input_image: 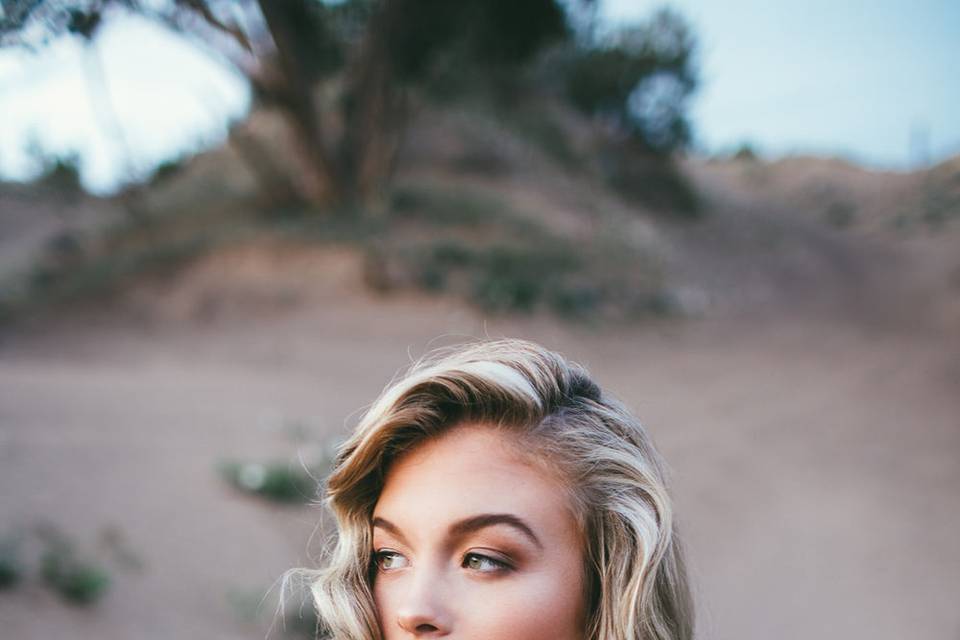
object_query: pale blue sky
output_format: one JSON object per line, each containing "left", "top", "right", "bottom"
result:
{"left": 1, "top": 1, "right": 957, "bottom": 193}
{"left": 603, "top": 0, "right": 960, "bottom": 166}
{"left": 0, "top": 14, "right": 250, "bottom": 193}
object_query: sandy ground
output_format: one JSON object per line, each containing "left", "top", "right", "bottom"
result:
{"left": 1, "top": 252, "right": 958, "bottom": 640}
{"left": 1, "top": 158, "right": 958, "bottom": 639}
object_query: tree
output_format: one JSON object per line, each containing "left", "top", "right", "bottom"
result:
{"left": 1, "top": 0, "right": 573, "bottom": 209}
{"left": 564, "top": 7, "right": 698, "bottom": 154}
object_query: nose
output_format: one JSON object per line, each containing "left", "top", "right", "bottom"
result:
{"left": 394, "top": 571, "right": 452, "bottom": 636}
{"left": 396, "top": 613, "right": 449, "bottom": 637}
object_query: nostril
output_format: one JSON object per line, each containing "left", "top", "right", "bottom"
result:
{"left": 415, "top": 623, "right": 440, "bottom": 633}
{"left": 396, "top": 607, "right": 448, "bottom": 635}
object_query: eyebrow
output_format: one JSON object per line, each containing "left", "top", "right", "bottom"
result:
{"left": 450, "top": 513, "right": 543, "bottom": 549}
{"left": 371, "top": 516, "right": 411, "bottom": 547}
{"left": 372, "top": 513, "right": 543, "bottom": 550}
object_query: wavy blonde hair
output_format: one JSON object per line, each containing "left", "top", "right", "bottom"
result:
{"left": 309, "top": 338, "right": 693, "bottom": 640}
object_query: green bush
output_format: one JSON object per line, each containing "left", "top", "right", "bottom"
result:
{"left": 545, "top": 282, "right": 603, "bottom": 319}
{"left": 40, "top": 544, "right": 111, "bottom": 605}
{"left": 40, "top": 155, "right": 84, "bottom": 192}
{"left": 824, "top": 201, "right": 857, "bottom": 228}
{"left": 0, "top": 539, "right": 24, "bottom": 590}
{"left": 733, "top": 143, "right": 758, "bottom": 161}
{"left": 282, "top": 600, "right": 322, "bottom": 639}
{"left": 220, "top": 460, "right": 319, "bottom": 505}
{"left": 602, "top": 150, "right": 700, "bottom": 216}
{"left": 469, "top": 243, "right": 581, "bottom": 312}
{"left": 563, "top": 8, "right": 698, "bottom": 155}
{"left": 366, "top": 180, "right": 669, "bottom": 322}
{"left": 506, "top": 107, "right": 582, "bottom": 170}
{"left": 390, "top": 185, "right": 504, "bottom": 227}
{"left": 21, "top": 138, "right": 85, "bottom": 193}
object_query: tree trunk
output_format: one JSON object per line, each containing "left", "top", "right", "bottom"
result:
{"left": 256, "top": 0, "right": 340, "bottom": 207}
{"left": 338, "top": 0, "right": 408, "bottom": 209}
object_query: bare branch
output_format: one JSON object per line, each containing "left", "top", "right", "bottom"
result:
{"left": 174, "top": 0, "right": 252, "bottom": 52}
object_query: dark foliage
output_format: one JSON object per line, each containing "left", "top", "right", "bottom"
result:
{"left": 564, "top": 7, "right": 698, "bottom": 154}
{"left": 219, "top": 460, "right": 319, "bottom": 505}
{"left": 40, "top": 543, "right": 111, "bottom": 605}
{"left": 2, "top": 0, "right": 700, "bottom": 213}
{"left": 384, "top": 0, "right": 568, "bottom": 80}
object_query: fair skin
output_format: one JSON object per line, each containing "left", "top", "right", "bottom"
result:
{"left": 370, "top": 424, "right": 587, "bottom": 639}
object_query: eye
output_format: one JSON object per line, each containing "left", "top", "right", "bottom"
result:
{"left": 373, "top": 549, "right": 409, "bottom": 572}
{"left": 462, "top": 552, "right": 511, "bottom": 574}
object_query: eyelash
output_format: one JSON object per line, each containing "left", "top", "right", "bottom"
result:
{"left": 372, "top": 549, "right": 513, "bottom": 574}
{"left": 462, "top": 552, "right": 512, "bottom": 573}
{"left": 373, "top": 550, "right": 407, "bottom": 572}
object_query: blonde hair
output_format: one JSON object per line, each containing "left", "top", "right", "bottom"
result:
{"left": 310, "top": 338, "right": 694, "bottom": 640}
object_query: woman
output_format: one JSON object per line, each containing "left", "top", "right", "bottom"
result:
{"left": 309, "top": 338, "right": 694, "bottom": 639}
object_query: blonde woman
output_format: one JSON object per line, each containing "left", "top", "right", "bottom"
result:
{"left": 308, "top": 338, "right": 694, "bottom": 639}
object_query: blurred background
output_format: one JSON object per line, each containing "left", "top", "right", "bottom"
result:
{"left": 0, "top": 1, "right": 957, "bottom": 638}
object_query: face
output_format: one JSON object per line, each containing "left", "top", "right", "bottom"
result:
{"left": 370, "top": 425, "right": 587, "bottom": 639}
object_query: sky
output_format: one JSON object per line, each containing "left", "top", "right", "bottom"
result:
{"left": 603, "top": 0, "right": 960, "bottom": 167}
{"left": 0, "top": 13, "right": 250, "bottom": 193}
{"left": 0, "top": 1, "right": 957, "bottom": 194}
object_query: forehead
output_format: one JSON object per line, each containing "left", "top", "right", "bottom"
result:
{"left": 373, "top": 425, "right": 573, "bottom": 533}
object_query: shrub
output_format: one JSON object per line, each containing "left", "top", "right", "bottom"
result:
{"left": 733, "top": 143, "right": 758, "bottom": 161}
{"left": 40, "top": 543, "right": 111, "bottom": 605}
{"left": 825, "top": 201, "right": 857, "bottom": 228}
{"left": 21, "top": 138, "right": 85, "bottom": 193}
{"left": 563, "top": 7, "right": 698, "bottom": 155}
{"left": 390, "top": 185, "right": 503, "bottom": 227}
{"left": 506, "top": 106, "right": 582, "bottom": 170}
{"left": 469, "top": 243, "right": 581, "bottom": 312}
{"left": 220, "top": 460, "right": 319, "bottom": 505}
{"left": 602, "top": 149, "right": 700, "bottom": 216}
{"left": 0, "top": 538, "right": 24, "bottom": 590}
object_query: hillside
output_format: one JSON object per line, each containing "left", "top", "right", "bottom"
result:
{"left": 2, "top": 101, "right": 958, "bottom": 336}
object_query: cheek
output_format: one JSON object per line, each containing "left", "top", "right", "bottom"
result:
{"left": 371, "top": 578, "right": 394, "bottom": 624}
{"left": 373, "top": 576, "right": 410, "bottom": 640}
{"left": 470, "top": 571, "right": 586, "bottom": 640}
{"left": 374, "top": 567, "right": 586, "bottom": 640}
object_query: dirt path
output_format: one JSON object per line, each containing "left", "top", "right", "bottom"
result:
{"left": 1, "top": 266, "right": 958, "bottom": 640}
